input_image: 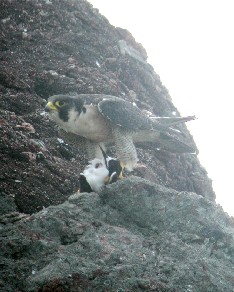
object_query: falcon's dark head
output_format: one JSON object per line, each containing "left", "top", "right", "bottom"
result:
{"left": 45, "top": 95, "right": 85, "bottom": 122}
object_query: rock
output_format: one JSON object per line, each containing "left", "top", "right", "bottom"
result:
{"left": 0, "top": 0, "right": 215, "bottom": 210}
{"left": 0, "top": 178, "right": 234, "bottom": 291}
{"left": 0, "top": 192, "right": 17, "bottom": 216}
{"left": 0, "top": 0, "right": 226, "bottom": 290}
{"left": 118, "top": 39, "right": 147, "bottom": 64}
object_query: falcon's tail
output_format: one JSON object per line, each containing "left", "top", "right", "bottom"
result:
{"left": 157, "top": 132, "right": 197, "bottom": 154}
{"left": 133, "top": 130, "right": 197, "bottom": 154}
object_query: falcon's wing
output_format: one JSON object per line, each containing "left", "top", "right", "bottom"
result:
{"left": 98, "top": 97, "right": 189, "bottom": 134}
{"left": 98, "top": 97, "right": 153, "bottom": 130}
{"left": 98, "top": 97, "right": 197, "bottom": 154}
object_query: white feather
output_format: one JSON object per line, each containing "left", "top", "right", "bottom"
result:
{"left": 50, "top": 107, "right": 111, "bottom": 142}
{"left": 82, "top": 158, "right": 109, "bottom": 192}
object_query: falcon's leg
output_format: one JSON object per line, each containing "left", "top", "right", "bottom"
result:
{"left": 85, "top": 140, "right": 106, "bottom": 160}
{"left": 112, "top": 127, "right": 138, "bottom": 171}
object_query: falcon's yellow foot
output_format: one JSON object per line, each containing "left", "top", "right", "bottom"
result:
{"left": 133, "top": 163, "right": 148, "bottom": 170}
{"left": 118, "top": 161, "right": 126, "bottom": 179}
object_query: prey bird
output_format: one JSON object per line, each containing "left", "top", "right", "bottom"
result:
{"left": 79, "top": 146, "right": 123, "bottom": 193}
{"left": 45, "top": 94, "right": 196, "bottom": 170}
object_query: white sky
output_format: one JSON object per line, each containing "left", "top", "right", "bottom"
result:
{"left": 89, "top": 0, "right": 234, "bottom": 216}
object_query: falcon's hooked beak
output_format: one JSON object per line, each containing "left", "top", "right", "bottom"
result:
{"left": 45, "top": 101, "right": 58, "bottom": 112}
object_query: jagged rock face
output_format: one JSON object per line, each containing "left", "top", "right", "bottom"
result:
{"left": 0, "top": 0, "right": 214, "bottom": 216}
{"left": 0, "top": 1, "right": 227, "bottom": 291}
{"left": 1, "top": 177, "right": 234, "bottom": 291}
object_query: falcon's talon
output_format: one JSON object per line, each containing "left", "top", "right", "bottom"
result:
{"left": 135, "top": 163, "right": 148, "bottom": 169}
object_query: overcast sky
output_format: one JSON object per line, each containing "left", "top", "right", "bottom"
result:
{"left": 89, "top": 0, "right": 234, "bottom": 216}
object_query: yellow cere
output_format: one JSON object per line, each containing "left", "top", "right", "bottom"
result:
{"left": 47, "top": 101, "right": 58, "bottom": 110}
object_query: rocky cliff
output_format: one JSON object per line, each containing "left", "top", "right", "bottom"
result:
{"left": 0, "top": 0, "right": 233, "bottom": 291}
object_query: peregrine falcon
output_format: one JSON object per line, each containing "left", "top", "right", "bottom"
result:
{"left": 45, "top": 94, "right": 196, "bottom": 170}
{"left": 79, "top": 147, "right": 123, "bottom": 193}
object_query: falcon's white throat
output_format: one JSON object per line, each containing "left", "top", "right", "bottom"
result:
{"left": 49, "top": 106, "right": 111, "bottom": 142}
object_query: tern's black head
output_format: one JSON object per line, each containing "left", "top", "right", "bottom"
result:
{"left": 108, "top": 159, "right": 123, "bottom": 183}
{"left": 99, "top": 145, "right": 108, "bottom": 168}
{"left": 99, "top": 145, "right": 123, "bottom": 183}
{"left": 45, "top": 95, "right": 85, "bottom": 122}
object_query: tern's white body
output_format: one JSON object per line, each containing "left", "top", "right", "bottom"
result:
{"left": 81, "top": 159, "right": 109, "bottom": 192}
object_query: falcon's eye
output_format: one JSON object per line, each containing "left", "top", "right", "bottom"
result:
{"left": 55, "top": 100, "right": 66, "bottom": 107}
